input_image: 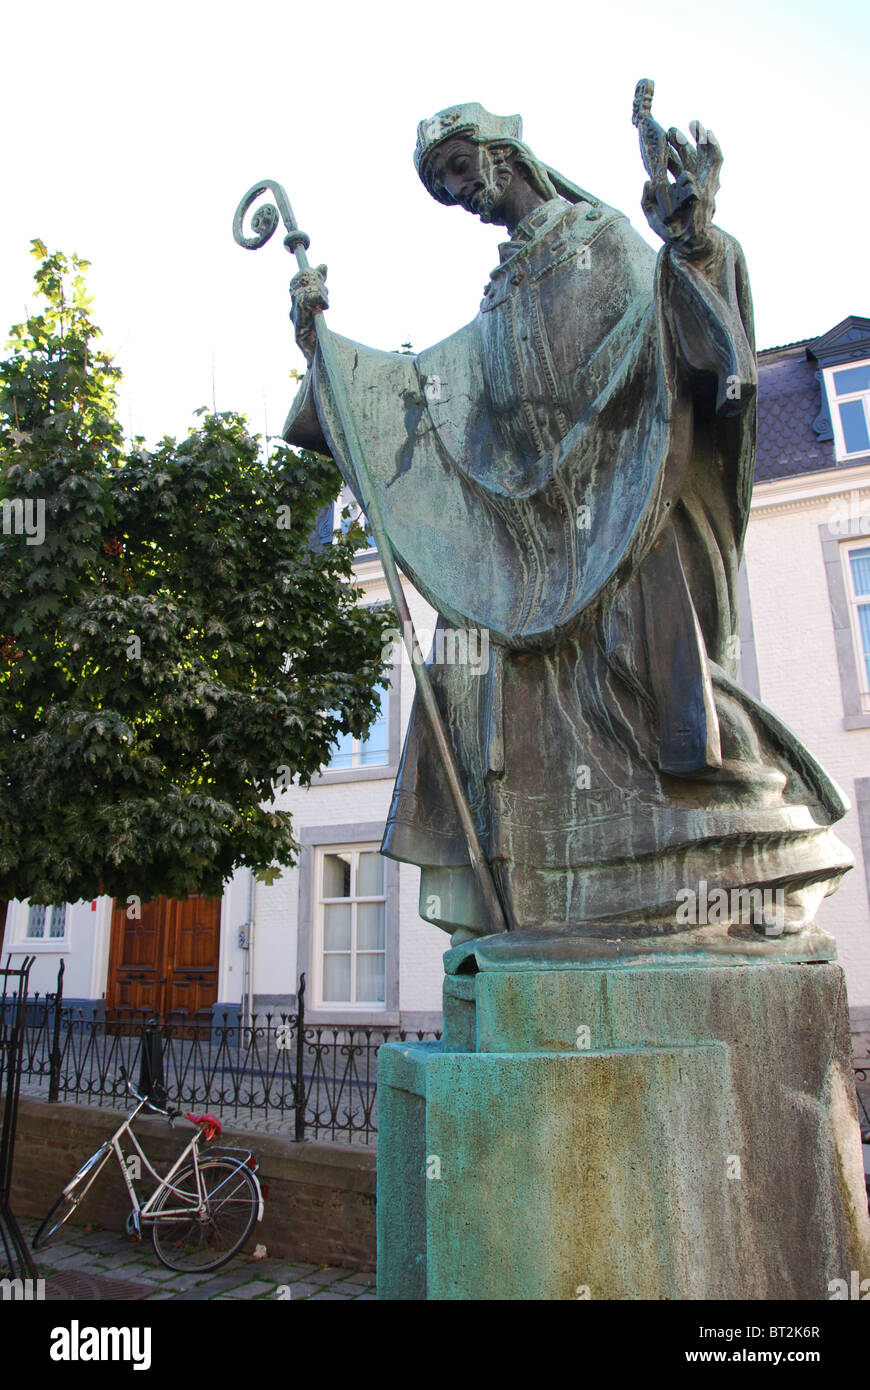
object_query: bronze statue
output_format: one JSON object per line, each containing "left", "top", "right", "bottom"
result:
{"left": 283, "top": 86, "right": 852, "bottom": 960}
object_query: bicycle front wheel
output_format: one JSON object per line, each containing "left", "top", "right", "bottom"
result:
{"left": 32, "top": 1143, "right": 113, "bottom": 1250}
{"left": 150, "top": 1157, "right": 260, "bottom": 1273}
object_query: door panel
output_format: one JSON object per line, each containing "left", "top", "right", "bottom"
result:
{"left": 106, "top": 899, "right": 164, "bottom": 1019}
{"left": 106, "top": 896, "right": 221, "bottom": 1028}
{"left": 165, "top": 897, "right": 221, "bottom": 1024}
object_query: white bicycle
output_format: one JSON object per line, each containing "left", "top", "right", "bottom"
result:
{"left": 32, "top": 1069, "right": 264, "bottom": 1272}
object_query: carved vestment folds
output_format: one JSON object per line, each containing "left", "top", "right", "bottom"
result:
{"left": 285, "top": 195, "right": 852, "bottom": 940}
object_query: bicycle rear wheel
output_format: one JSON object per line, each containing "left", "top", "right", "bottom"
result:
{"left": 150, "top": 1157, "right": 260, "bottom": 1273}
{"left": 32, "top": 1143, "right": 113, "bottom": 1250}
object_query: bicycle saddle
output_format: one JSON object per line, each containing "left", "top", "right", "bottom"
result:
{"left": 186, "top": 1112, "right": 222, "bottom": 1141}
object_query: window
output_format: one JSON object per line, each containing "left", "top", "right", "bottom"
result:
{"left": 317, "top": 847, "right": 386, "bottom": 1006}
{"left": 26, "top": 903, "right": 68, "bottom": 941}
{"left": 337, "top": 484, "right": 375, "bottom": 552}
{"left": 824, "top": 361, "right": 870, "bottom": 462}
{"left": 843, "top": 542, "right": 870, "bottom": 712}
{"left": 326, "top": 681, "right": 389, "bottom": 770}
{"left": 298, "top": 822, "right": 398, "bottom": 1021}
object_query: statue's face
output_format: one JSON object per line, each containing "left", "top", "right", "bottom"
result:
{"left": 429, "top": 137, "right": 513, "bottom": 224}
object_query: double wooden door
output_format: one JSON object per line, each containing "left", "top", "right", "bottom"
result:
{"left": 106, "top": 896, "right": 221, "bottom": 1024}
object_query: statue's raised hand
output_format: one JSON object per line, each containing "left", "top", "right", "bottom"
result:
{"left": 290, "top": 264, "right": 329, "bottom": 366}
{"left": 638, "top": 115, "right": 723, "bottom": 261}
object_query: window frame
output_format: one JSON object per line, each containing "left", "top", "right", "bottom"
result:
{"left": 312, "top": 662, "right": 401, "bottom": 785}
{"left": 841, "top": 539, "right": 870, "bottom": 713}
{"left": 8, "top": 899, "right": 72, "bottom": 953}
{"left": 315, "top": 844, "right": 387, "bottom": 1009}
{"left": 297, "top": 824, "right": 399, "bottom": 1025}
{"left": 823, "top": 361, "right": 870, "bottom": 463}
{"left": 819, "top": 515, "right": 870, "bottom": 729}
{"left": 324, "top": 679, "right": 391, "bottom": 773}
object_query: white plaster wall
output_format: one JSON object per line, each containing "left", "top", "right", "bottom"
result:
{"left": 744, "top": 483, "right": 870, "bottom": 1005}
{"left": 218, "top": 869, "right": 255, "bottom": 1007}
{"left": 398, "top": 861, "right": 447, "bottom": 1013}
{"left": 250, "top": 864, "right": 299, "bottom": 1002}
{"left": 3, "top": 897, "right": 106, "bottom": 1000}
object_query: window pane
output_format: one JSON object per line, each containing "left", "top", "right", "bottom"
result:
{"left": 357, "top": 902, "right": 385, "bottom": 950}
{"left": 49, "top": 906, "right": 66, "bottom": 938}
{"left": 850, "top": 548, "right": 870, "bottom": 597}
{"left": 839, "top": 400, "right": 870, "bottom": 454}
{"left": 359, "top": 730, "right": 388, "bottom": 764}
{"left": 358, "top": 687, "right": 388, "bottom": 765}
{"left": 356, "top": 852, "right": 384, "bottom": 897}
{"left": 27, "top": 905, "right": 46, "bottom": 939}
{"left": 833, "top": 365, "right": 870, "bottom": 396}
{"left": 328, "top": 728, "right": 353, "bottom": 769}
{"left": 323, "top": 853, "right": 352, "bottom": 898}
{"left": 324, "top": 903, "right": 352, "bottom": 951}
{"left": 323, "top": 953, "right": 351, "bottom": 1001}
{"left": 356, "top": 952, "right": 385, "bottom": 1003}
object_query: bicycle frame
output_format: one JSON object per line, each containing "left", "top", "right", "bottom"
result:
{"left": 112, "top": 1099, "right": 209, "bottom": 1228}
{"left": 67, "top": 1096, "right": 262, "bottom": 1237}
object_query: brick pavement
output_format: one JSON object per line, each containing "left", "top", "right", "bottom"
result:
{"left": 18, "top": 1217, "right": 376, "bottom": 1300}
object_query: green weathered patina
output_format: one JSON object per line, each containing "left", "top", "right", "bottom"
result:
{"left": 377, "top": 960, "right": 870, "bottom": 1300}
{"left": 284, "top": 89, "right": 853, "bottom": 952}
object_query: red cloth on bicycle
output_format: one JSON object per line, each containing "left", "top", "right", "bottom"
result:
{"left": 186, "top": 1112, "right": 222, "bottom": 1140}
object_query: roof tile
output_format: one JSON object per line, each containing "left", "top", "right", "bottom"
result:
{"left": 755, "top": 347, "right": 835, "bottom": 482}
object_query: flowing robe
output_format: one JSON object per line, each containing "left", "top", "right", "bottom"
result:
{"left": 285, "top": 194, "right": 852, "bottom": 937}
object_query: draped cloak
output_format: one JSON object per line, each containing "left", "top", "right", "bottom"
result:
{"left": 284, "top": 195, "right": 852, "bottom": 937}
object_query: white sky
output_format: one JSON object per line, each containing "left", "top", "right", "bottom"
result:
{"left": 2, "top": 0, "right": 868, "bottom": 448}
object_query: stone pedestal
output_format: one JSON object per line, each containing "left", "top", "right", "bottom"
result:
{"left": 377, "top": 959, "right": 870, "bottom": 1300}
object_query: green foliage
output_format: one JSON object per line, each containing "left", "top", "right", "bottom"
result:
{"left": 0, "top": 243, "right": 393, "bottom": 903}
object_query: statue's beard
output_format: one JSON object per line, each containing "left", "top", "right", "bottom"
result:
{"left": 474, "top": 163, "right": 513, "bottom": 224}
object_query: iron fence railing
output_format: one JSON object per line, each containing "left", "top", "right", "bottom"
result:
{"left": 1, "top": 955, "right": 38, "bottom": 1277}
{"left": 17, "top": 967, "right": 439, "bottom": 1144}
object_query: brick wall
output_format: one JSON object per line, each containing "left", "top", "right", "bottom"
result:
{"left": 12, "top": 1098, "right": 376, "bottom": 1271}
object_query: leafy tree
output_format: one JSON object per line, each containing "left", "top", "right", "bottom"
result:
{"left": 0, "top": 242, "right": 392, "bottom": 911}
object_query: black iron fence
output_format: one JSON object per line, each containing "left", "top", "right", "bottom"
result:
{"left": 18, "top": 968, "right": 440, "bottom": 1144}
{"left": 1, "top": 955, "right": 38, "bottom": 1277}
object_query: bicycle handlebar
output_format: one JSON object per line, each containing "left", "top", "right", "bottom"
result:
{"left": 118, "top": 1067, "right": 180, "bottom": 1121}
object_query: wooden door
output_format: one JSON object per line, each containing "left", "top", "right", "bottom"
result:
{"left": 106, "top": 897, "right": 165, "bottom": 1019}
{"left": 106, "top": 896, "right": 221, "bottom": 1026}
{"left": 164, "top": 897, "right": 221, "bottom": 1024}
